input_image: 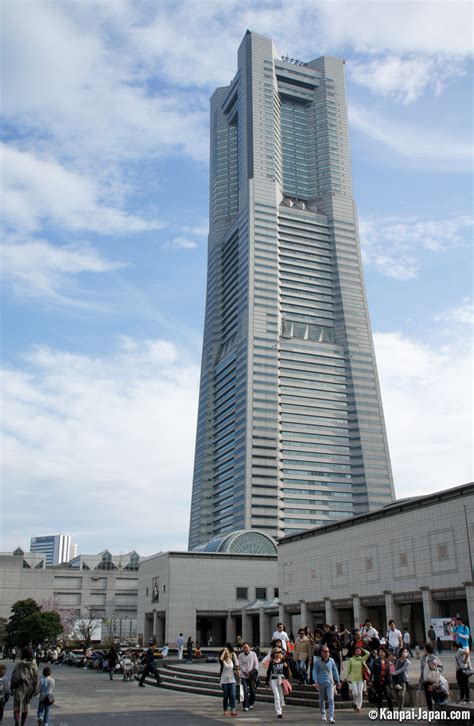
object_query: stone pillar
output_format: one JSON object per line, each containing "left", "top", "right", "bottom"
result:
{"left": 259, "top": 607, "right": 267, "bottom": 647}
{"left": 226, "top": 610, "right": 235, "bottom": 644}
{"left": 300, "top": 600, "right": 308, "bottom": 630}
{"left": 241, "top": 608, "right": 251, "bottom": 642}
{"left": 324, "top": 597, "right": 336, "bottom": 625}
{"left": 352, "top": 595, "right": 365, "bottom": 629}
{"left": 278, "top": 603, "right": 285, "bottom": 626}
{"left": 421, "top": 587, "right": 440, "bottom": 639}
{"left": 464, "top": 583, "right": 474, "bottom": 630}
{"left": 384, "top": 591, "right": 400, "bottom": 627}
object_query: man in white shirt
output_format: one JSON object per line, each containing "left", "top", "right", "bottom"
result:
{"left": 176, "top": 633, "right": 185, "bottom": 660}
{"left": 271, "top": 622, "right": 290, "bottom": 652}
{"left": 238, "top": 642, "right": 259, "bottom": 712}
{"left": 361, "top": 619, "right": 379, "bottom": 645}
{"left": 386, "top": 620, "right": 403, "bottom": 654}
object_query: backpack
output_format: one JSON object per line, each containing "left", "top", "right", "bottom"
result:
{"left": 10, "top": 667, "right": 24, "bottom": 690}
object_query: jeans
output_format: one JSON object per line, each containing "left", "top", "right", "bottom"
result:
{"left": 296, "top": 659, "right": 308, "bottom": 682}
{"left": 270, "top": 678, "right": 284, "bottom": 715}
{"left": 242, "top": 677, "right": 256, "bottom": 708}
{"left": 456, "top": 670, "right": 470, "bottom": 701}
{"left": 351, "top": 680, "right": 364, "bottom": 709}
{"left": 319, "top": 682, "right": 335, "bottom": 720}
{"left": 222, "top": 682, "right": 236, "bottom": 712}
{"left": 37, "top": 698, "right": 52, "bottom": 725}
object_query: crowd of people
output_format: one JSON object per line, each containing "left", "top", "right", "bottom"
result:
{"left": 215, "top": 616, "right": 471, "bottom": 720}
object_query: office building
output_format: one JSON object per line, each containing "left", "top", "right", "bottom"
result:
{"left": 30, "top": 534, "right": 72, "bottom": 566}
{"left": 189, "top": 31, "right": 394, "bottom": 549}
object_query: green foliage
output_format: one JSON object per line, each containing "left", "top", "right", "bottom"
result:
{"left": 6, "top": 598, "right": 63, "bottom": 647}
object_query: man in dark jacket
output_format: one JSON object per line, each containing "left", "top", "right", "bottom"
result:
{"left": 138, "top": 642, "right": 161, "bottom": 687}
{"left": 108, "top": 645, "right": 119, "bottom": 680}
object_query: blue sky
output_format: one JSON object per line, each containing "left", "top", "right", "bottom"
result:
{"left": 1, "top": 0, "right": 472, "bottom": 556}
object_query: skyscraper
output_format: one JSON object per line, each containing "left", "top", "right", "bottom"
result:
{"left": 30, "top": 534, "right": 72, "bottom": 566}
{"left": 188, "top": 31, "right": 394, "bottom": 550}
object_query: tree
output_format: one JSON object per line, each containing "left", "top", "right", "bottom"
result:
{"left": 41, "top": 598, "right": 77, "bottom": 642}
{"left": 73, "top": 608, "right": 101, "bottom": 649}
{"left": 6, "top": 598, "right": 63, "bottom": 647}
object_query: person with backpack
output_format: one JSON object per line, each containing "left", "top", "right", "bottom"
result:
{"left": 37, "top": 666, "right": 55, "bottom": 726}
{"left": 10, "top": 646, "right": 38, "bottom": 726}
{"left": 345, "top": 646, "right": 370, "bottom": 712}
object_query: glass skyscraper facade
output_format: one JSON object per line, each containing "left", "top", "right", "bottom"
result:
{"left": 188, "top": 31, "right": 394, "bottom": 550}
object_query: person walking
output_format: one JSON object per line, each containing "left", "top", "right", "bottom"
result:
{"left": 313, "top": 645, "right": 341, "bottom": 723}
{"left": 0, "top": 663, "right": 10, "bottom": 723}
{"left": 386, "top": 621, "right": 403, "bottom": 656}
{"left": 36, "top": 666, "right": 55, "bottom": 726}
{"left": 266, "top": 647, "right": 290, "bottom": 719}
{"left": 371, "top": 648, "right": 393, "bottom": 713}
{"left": 294, "top": 629, "right": 312, "bottom": 684}
{"left": 402, "top": 628, "right": 413, "bottom": 657}
{"left": 186, "top": 637, "right": 193, "bottom": 663}
{"left": 455, "top": 643, "right": 472, "bottom": 704}
{"left": 345, "top": 646, "right": 370, "bottom": 713}
{"left": 272, "top": 623, "right": 290, "bottom": 654}
{"left": 238, "top": 642, "right": 259, "bottom": 712}
{"left": 219, "top": 645, "right": 239, "bottom": 717}
{"left": 138, "top": 641, "right": 161, "bottom": 687}
{"left": 427, "top": 626, "right": 436, "bottom": 651}
{"left": 107, "top": 644, "right": 118, "bottom": 681}
{"left": 10, "top": 646, "right": 38, "bottom": 726}
{"left": 176, "top": 633, "right": 185, "bottom": 660}
{"left": 392, "top": 648, "right": 411, "bottom": 708}
{"left": 419, "top": 643, "right": 442, "bottom": 711}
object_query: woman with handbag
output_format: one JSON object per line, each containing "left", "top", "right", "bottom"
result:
{"left": 392, "top": 649, "right": 411, "bottom": 708}
{"left": 266, "top": 647, "right": 291, "bottom": 719}
{"left": 345, "top": 646, "right": 370, "bottom": 712}
{"left": 37, "top": 667, "right": 55, "bottom": 726}
{"left": 371, "top": 648, "right": 394, "bottom": 713}
{"left": 419, "top": 643, "right": 442, "bottom": 711}
{"left": 219, "top": 645, "right": 239, "bottom": 717}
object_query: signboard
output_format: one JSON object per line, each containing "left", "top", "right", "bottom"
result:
{"left": 431, "top": 617, "right": 455, "bottom": 641}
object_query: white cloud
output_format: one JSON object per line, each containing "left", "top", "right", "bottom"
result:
{"left": 349, "top": 104, "right": 473, "bottom": 170}
{"left": 374, "top": 331, "right": 473, "bottom": 499}
{"left": 434, "top": 297, "right": 474, "bottom": 325}
{"left": 349, "top": 54, "right": 467, "bottom": 103}
{"left": 1, "top": 338, "right": 200, "bottom": 552}
{"left": 359, "top": 214, "right": 472, "bottom": 279}
{"left": 0, "top": 238, "right": 126, "bottom": 303}
{"left": 1, "top": 144, "right": 159, "bottom": 235}
{"left": 165, "top": 236, "right": 198, "bottom": 250}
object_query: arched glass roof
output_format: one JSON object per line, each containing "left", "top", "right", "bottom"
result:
{"left": 193, "top": 529, "right": 277, "bottom": 555}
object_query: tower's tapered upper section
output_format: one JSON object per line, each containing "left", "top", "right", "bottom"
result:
{"left": 189, "top": 31, "right": 394, "bottom": 550}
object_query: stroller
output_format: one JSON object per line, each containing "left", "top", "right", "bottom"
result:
{"left": 122, "top": 656, "right": 134, "bottom": 681}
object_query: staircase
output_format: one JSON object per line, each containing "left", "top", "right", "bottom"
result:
{"left": 140, "top": 660, "right": 362, "bottom": 709}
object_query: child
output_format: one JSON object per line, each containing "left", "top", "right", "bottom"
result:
{"left": 37, "top": 666, "right": 55, "bottom": 726}
{"left": 0, "top": 664, "right": 10, "bottom": 723}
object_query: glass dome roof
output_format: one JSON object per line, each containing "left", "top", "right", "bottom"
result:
{"left": 193, "top": 529, "right": 277, "bottom": 555}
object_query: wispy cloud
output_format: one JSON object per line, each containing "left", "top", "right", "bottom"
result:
{"left": 359, "top": 214, "right": 473, "bottom": 279}
{"left": 349, "top": 105, "right": 473, "bottom": 171}
{"left": 0, "top": 238, "right": 126, "bottom": 304}
{"left": 1, "top": 144, "right": 160, "bottom": 235}
{"left": 434, "top": 297, "right": 474, "bottom": 325}
{"left": 374, "top": 330, "right": 473, "bottom": 498}
{"left": 1, "top": 337, "right": 199, "bottom": 552}
{"left": 349, "top": 54, "right": 467, "bottom": 104}
{"left": 164, "top": 236, "right": 198, "bottom": 251}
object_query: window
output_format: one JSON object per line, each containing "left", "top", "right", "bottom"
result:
{"left": 236, "top": 587, "right": 248, "bottom": 600}
{"left": 274, "top": 587, "right": 279, "bottom": 598}
{"left": 256, "top": 587, "right": 267, "bottom": 600}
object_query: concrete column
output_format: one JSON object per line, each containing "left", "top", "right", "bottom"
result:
{"left": 278, "top": 603, "right": 286, "bottom": 626}
{"left": 241, "top": 608, "right": 252, "bottom": 642}
{"left": 352, "top": 595, "right": 365, "bottom": 629}
{"left": 259, "top": 607, "right": 266, "bottom": 647}
{"left": 226, "top": 610, "right": 235, "bottom": 644}
{"left": 152, "top": 610, "right": 158, "bottom": 642}
{"left": 300, "top": 600, "right": 308, "bottom": 630}
{"left": 384, "top": 591, "right": 400, "bottom": 627}
{"left": 324, "top": 597, "right": 336, "bottom": 625}
{"left": 421, "top": 587, "right": 440, "bottom": 640}
{"left": 464, "top": 583, "right": 474, "bottom": 629}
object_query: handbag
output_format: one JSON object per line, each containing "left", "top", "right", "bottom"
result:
{"left": 423, "top": 661, "right": 440, "bottom": 684}
{"left": 362, "top": 664, "right": 371, "bottom": 681}
{"left": 281, "top": 678, "right": 292, "bottom": 696}
{"left": 46, "top": 694, "right": 55, "bottom": 705}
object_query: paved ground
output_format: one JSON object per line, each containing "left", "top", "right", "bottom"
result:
{"left": 1, "top": 659, "right": 470, "bottom": 725}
